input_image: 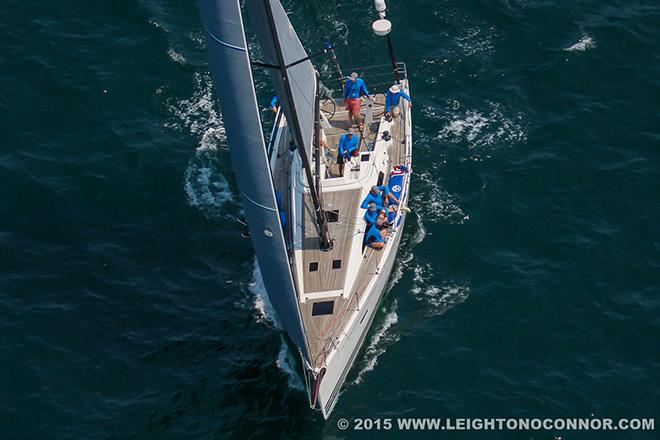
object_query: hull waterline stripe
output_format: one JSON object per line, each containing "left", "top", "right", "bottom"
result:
{"left": 204, "top": 26, "right": 246, "bottom": 52}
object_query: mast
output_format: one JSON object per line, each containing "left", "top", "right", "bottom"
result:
{"left": 259, "top": 0, "right": 334, "bottom": 250}
{"left": 313, "top": 72, "right": 322, "bottom": 208}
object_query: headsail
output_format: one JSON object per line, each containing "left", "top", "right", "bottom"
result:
{"left": 246, "top": 0, "right": 333, "bottom": 249}
{"left": 245, "top": 0, "right": 317, "bottom": 162}
{"left": 197, "top": 0, "right": 311, "bottom": 362}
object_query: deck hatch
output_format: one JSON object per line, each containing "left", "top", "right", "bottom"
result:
{"left": 332, "top": 259, "right": 342, "bottom": 269}
{"left": 325, "top": 210, "right": 340, "bottom": 223}
{"left": 309, "top": 261, "right": 319, "bottom": 272}
{"left": 312, "top": 300, "right": 335, "bottom": 316}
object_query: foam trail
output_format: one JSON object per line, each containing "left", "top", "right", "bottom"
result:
{"left": 419, "top": 284, "right": 470, "bottom": 317}
{"left": 436, "top": 101, "right": 526, "bottom": 161}
{"left": 183, "top": 148, "right": 234, "bottom": 220}
{"left": 412, "top": 170, "right": 469, "bottom": 225}
{"left": 412, "top": 212, "right": 427, "bottom": 246}
{"left": 276, "top": 335, "right": 305, "bottom": 391}
{"left": 249, "top": 259, "right": 281, "bottom": 329}
{"left": 249, "top": 261, "right": 305, "bottom": 392}
{"left": 166, "top": 72, "right": 224, "bottom": 137}
{"left": 167, "top": 47, "right": 186, "bottom": 65}
{"left": 352, "top": 301, "right": 400, "bottom": 385}
{"left": 565, "top": 35, "right": 596, "bottom": 52}
{"left": 169, "top": 72, "right": 235, "bottom": 219}
{"left": 411, "top": 262, "right": 470, "bottom": 316}
{"left": 388, "top": 251, "right": 413, "bottom": 290}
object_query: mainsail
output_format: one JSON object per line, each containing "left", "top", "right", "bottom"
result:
{"left": 197, "top": 0, "right": 311, "bottom": 362}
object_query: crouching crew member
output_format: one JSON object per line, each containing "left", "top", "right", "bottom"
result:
{"left": 337, "top": 127, "right": 359, "bottom": 176}
{"left": 385, "top": 84, "right": 411, "bottom": 119}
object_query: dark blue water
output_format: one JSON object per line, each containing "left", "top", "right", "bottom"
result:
{"left": 1, "top": 0, "right": 659, "bottom": 438}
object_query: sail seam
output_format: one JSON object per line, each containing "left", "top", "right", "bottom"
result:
{"left": 204, "top": 26, "right": 246, "bottom": 52}
{"left": 243, "top": 192, "right": 277, "bottom": 212}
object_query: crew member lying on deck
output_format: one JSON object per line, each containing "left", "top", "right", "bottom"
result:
{"left": 337, "top": 128, "right": 359, "bottom": 176}
{"left": 365, "top": 218, "right": 388, "bottom": 250}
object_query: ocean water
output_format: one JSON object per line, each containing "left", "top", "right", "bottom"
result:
{"left": 1, "top": 0, "right": 659, "bottom": 439}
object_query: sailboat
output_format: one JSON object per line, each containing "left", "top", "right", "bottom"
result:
{"left": 198, "top": 0, "right": 413, "bottom": 418}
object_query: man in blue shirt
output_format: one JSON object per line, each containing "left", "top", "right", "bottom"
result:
{"left": 336, "top": 128, "right": 359, "bottom": 176}
{"left": 365, "top": 219, "right": 388, "bottom": 250}
{"left": 385, "top": 84, "right": 411, "bottom": 118}
{"left": 361, "top": 185, "right": 386, "bottom": 211}
{"left": 364, "top": 202, "right": 380, "bottom": 227}
{"left": 270, "top": 95, "right": 279, "bottom": 113}
{"left": 344, "top": 72, "right": 370, "bottom": 127}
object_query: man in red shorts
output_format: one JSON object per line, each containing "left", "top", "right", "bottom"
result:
{"left": 343, "top": 72, "right": 370, "bottom": 127}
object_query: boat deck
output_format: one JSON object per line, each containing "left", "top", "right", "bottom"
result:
{"left": 300, "top": 90, "right": 409, "bottom": 366}
{"left": 268, "top": 84, "right": 410, "bottom": 367}
{"left": 301, "top": 188, "right": 361, "bottom": 293}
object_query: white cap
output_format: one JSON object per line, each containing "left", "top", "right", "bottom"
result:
{"left": 389, "top": 84, "right": 400, "bottom": 94}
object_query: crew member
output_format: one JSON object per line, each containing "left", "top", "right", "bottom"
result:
{"left": 270, "top": 95, "right": 279, "bottom": 113}
{"left": 344, "top": 72, "right": 370, "bottom": 127}
{"left": 364, "top": 202, "right": 380, "bottom": 228}
{"left": 337, "top": 127, "right": 359, "bottom": 175}
{"left": 385, "top": 84, "right": 411, "bottom": 118}
{"left": 361, "top": 185, "right": 386, "bottom": 211}
{"left": 365, "top": 219, "right": 388, "bottom": 249}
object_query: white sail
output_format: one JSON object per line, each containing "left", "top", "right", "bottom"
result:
{"left": 197, "top": 0, "right": 311, "bottom": 362}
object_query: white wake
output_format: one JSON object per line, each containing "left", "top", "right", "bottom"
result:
{"left": 565, "top": 35, "right": 596, "bottom": 52}
{"left": 352, "top": 301, "right": 400, "bottom": 385}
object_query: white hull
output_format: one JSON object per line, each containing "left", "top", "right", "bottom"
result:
{"left": 315, "top": 211, "right": 407, "bottom": 418}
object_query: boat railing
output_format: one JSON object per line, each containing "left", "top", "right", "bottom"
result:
{"left": 322, "top": 62, "right": 408, "bottom": 98}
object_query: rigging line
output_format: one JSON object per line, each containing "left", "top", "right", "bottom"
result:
{"left": 203, "top": 25, "right": 246, "bottom": 52}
